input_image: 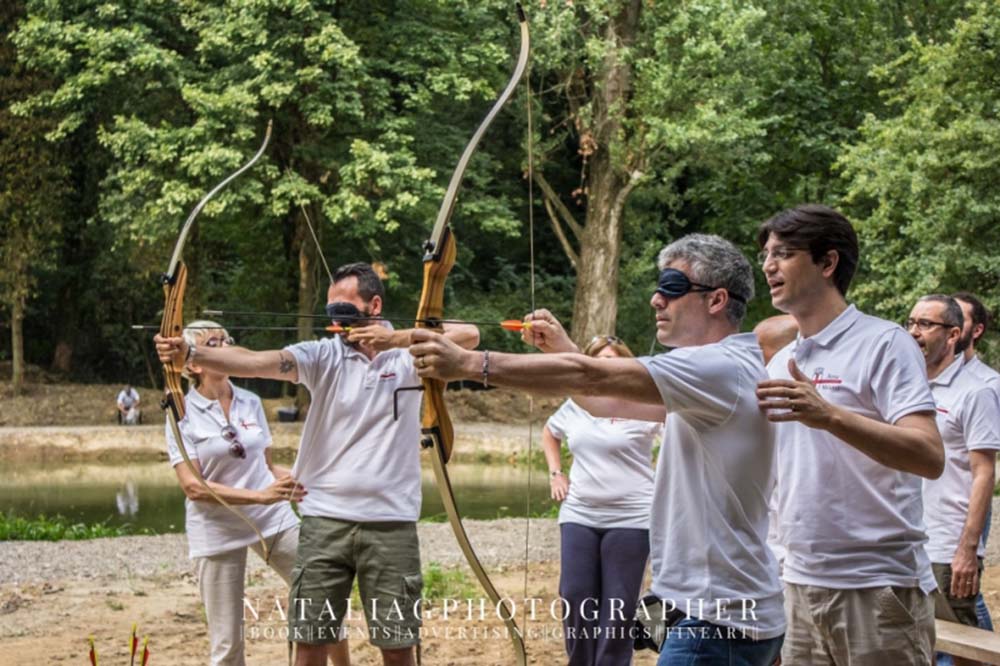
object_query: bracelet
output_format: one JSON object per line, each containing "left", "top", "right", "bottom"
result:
{"left": 550, "top": 470, "right": 564, "bottom": 479}
{"left": 482, "top": 350, "right": 490, "bottom": 388}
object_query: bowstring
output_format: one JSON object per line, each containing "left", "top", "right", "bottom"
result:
{"left": 521, "top": 35, "right": 536, "bottom": 646}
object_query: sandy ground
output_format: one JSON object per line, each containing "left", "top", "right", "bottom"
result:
{"left": 0, "top": 520, "right": 665, "bottom": 665}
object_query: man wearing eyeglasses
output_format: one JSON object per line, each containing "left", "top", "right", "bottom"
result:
{"left": 755, "top": 204, "right": 944, "bottom": 665}
{"left": 411, "top": 234, "right": 786, "bottom": 665}
{"left": 156, "top": 262, "right": 478, "bottom": 666}
{"left": 908, "top": 295, "right": 1000, "bottom": 663}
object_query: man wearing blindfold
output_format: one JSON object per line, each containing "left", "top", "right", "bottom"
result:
{"left": 410, "top": 233, "right": 785, "bottom": 665}
{"left": 156, "top": 261, "right": 478, "bottom": 666}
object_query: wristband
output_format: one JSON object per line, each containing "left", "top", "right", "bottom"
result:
{"left": 550, "top": 470, "right": 565, "bottom": 479}
{"left": 482, "top": 350, "right": 490, "bottom": 388}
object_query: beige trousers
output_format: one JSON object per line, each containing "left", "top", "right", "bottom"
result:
{"left": 782, "top": 582, "right": 935, "bottom": 665}
{"left": 195, "top": 526, "right": 300, "bottom": 666}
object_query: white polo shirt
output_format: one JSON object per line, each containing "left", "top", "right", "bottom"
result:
{"left": 118, "top": 387, "right": 139, "bottom": 408}
{"left": 924, "top": 355, "right": 1000, "bottom": 562}
{"left": 639, "top": 333, "right": 785, "bottom": 640}
{"left": 545, "top": 399, "right": 659, "bottom": 530}
{"left": 287, "top": 334, "right": 422, "bottom": 522}
{"left": 964, "top": 355, "right": 1000, "bottom": 391}
{"left": 166, "top": 384, "right": 298, "bottom": 558}
{"left": 769, "top": 305, "right": 938, "bottom": 593}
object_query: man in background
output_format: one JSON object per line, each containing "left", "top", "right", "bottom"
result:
{"left": 908, "top": 294, "right": 999, "bottom": 666}
{"left": 116, "top": 384, "right": 141, "bottom": 425}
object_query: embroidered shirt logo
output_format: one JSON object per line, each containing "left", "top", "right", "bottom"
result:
{"left": 810, "top": 367, "right": 843, "bottom": 387}
{"left": 240, "top": 419, "right": 258, "bottom": 430}
{"left": 379, "top": 372, "right": 397, "bottom": 380}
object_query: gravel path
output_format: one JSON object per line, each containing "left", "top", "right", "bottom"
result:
{"left": 6, "top": 495, "right": 1000, "bottom": 587}
{"left": 0, "top": 518, "right": 560, "bottom": 586}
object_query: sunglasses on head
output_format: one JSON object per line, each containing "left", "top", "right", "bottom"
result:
{"left": 655, "top": 268, "right": 746, "bottom": 304}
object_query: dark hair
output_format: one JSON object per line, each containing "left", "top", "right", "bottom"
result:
{"left": 332, "top": 262, "right": 385, "bottom": 301}
{"left": 917, "top": 294, "right": 964, "bottom": 330}
{"left": 952, "top": 291, "right": 990, "bottom": 344}
{"left": 757, "top": 204, "right": 859, "bottom": 296}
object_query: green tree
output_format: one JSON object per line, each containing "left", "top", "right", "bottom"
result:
{"left": 528, "top": 0, "right": 771, "bottom": 342}
{"left": 837, "top": 0, "right": 1000, "bottom": 343}
{"left": 0, "top": 1, "right": 68, "bottom": 394}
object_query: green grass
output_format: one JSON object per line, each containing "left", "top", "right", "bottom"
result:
{"left": 0, "top": 513, "right": 155, "bottom": 541}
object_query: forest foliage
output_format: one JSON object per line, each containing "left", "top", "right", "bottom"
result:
{"left": 1, "top": 0, "right": 997, "bottom": 386}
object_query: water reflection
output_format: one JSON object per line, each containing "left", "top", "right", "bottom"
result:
{"left": 115, "top": 479, "right": 139, "bottom": 517}
{"left": 1, "top": 460, "right": 554, "bottom": 533}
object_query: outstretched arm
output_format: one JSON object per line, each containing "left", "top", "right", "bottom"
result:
{"left": 410, "top": 329, "right": 664, "bottom": 406}
{"left": 155, "top": 334, "right": 300, "bottom": 383}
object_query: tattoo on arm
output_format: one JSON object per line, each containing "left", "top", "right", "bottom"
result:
{"left": 278, "top": 351, "right": 295, "bottom": 374}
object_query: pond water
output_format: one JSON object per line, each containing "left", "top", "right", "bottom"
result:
{"left": 0, "top": 460, "right": 556, "bottom": 534}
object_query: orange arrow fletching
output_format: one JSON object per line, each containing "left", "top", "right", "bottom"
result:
{"left": 325, "top": 325, "right": 351, "bottom": 333}
{"left": 88, "top": 636, "right": 97, "bottom": 666}
{"left": 500, "top": 320, "right": 531, "bottom": 332}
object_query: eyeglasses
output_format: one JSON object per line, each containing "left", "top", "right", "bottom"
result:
{"left": 204, "top": 336, "right": 235, "bottom": 348}
{"left": 656, "top": 268, "right": 747, "bottom": 304}
{"left": 904, "top": 318, "right": 956, "bottom": 332}
{"left": 757, "top": 247, "right": 805, "bottom": 264}
{"left": 220, "top": 424, "right": 246, "bottom": 459}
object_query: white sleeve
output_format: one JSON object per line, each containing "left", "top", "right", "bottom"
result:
{"left": 961, "top": 386, "right": 1000, "bottom": 452}
{"left": 867, "top": 328, "right": 937, "bottom": 424}
{"left": 165, "top": 417, "right": 196, "bottom": 466}
{"left": 545, "top": 400, "right": 575, "bottom": 440}
{"left": 285, "top": 338, "right": 341, "bottom": 391}
{"left": 637, "top": 345, "right": 740, "bottom": 429}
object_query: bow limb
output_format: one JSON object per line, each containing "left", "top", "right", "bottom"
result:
{"left": 416, "top": 6, "right": 529, "bottom": 664}
{"left": 159, "top": 121, "right": 273, "bottom": 561}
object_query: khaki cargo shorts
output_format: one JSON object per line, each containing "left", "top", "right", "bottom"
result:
{"left": 289, "top": 516, "right": 423, "bottom": 649}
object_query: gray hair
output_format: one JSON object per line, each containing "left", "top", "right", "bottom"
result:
{"left": 917, "top": 294, "right": 964, "bottom": 330}
{"left": 657, "top": 233, "right": 755, "bottom": 325}
{"left": 181, "top": 320, "right": 228, "bottom": 383}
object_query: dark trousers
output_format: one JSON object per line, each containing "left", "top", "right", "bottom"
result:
{"left": 559, "top": 522, "right": 649, "bottom": 666}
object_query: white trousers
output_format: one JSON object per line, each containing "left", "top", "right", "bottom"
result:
{"left": 194, "top": 526, "right": 299, "bottom": 666}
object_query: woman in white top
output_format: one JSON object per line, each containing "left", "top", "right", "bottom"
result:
{"left": 165, "top": 320, "right": 349, "bottom": 666}
{"left": 543, "top": 335, "right": 661, "bottom": 666}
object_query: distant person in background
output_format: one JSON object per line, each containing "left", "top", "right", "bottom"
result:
{"left": 953, "top": 291, "right": 1000, "bottom": 635}
{"left": 166, "top": 320, "right": 349, "bottom": 666}
{"left": 117, "top": 384, "right": 141, "bottom": 425}
{"left": 542, "top": 334, "right": 661, "bottom": 666}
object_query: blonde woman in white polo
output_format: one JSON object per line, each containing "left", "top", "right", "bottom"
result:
{"left": 166, "top": 320, "right": 349, "bottom": 666}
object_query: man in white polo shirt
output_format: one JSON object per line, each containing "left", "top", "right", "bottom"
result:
{"left": 953, "top": 291, "right": 1000, "bottom": 634}
{"left": 156, "top": 262, "right": 478, "bottom": 666}
{"left": 755, "top": 204, "right": 945, "bottom": 665}
{"left": 411, "top": 234, "right": 786, "bottom": 665}
{"left": 908, "top": 295, "right": 1000, "bottom": 651}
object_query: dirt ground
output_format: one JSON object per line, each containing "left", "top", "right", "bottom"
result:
{"left": 0, "top": 543, "right": 657, "bottom": 665}
{"left": 3, "top": 541, "right": 1000, "bottom": 665}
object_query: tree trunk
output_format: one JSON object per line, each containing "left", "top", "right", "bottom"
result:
{"left": 11, "top": 293, "right": 25, "bottom": 396}
{"left": 569, "top": 0, "right": 642, "bottom": 345}
{"left": 294, "top": 207, "right": 319, "bottom": 416}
